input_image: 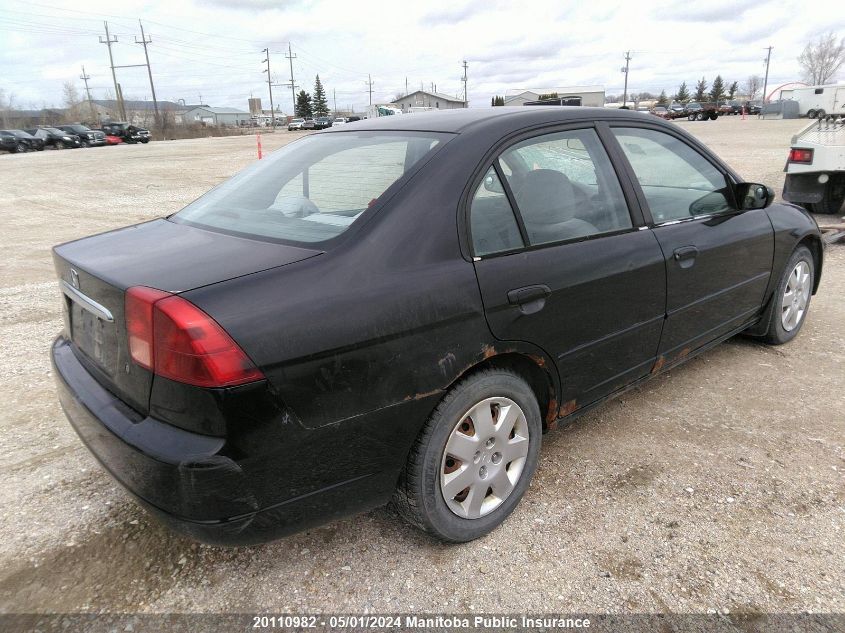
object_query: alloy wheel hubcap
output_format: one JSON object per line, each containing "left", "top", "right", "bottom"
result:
{"left": 781, "top": 260, "right": 811, "bottom": 332}
{"left": 440, "top": 397, "right": 530, "bottom": 519}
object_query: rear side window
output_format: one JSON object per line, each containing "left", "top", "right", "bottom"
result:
{"left": 612, "top": 127, "right": 733, "bottom": 223}
{"left": 173, "top": 132, "right": 449, "bottom": 244}
{"left": 469, "top": 167, "right": 523, "bottom": 256}
{"left": 499, "top": 129, "right": 632, "bottom": 245}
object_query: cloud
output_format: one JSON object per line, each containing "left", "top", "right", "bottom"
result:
{"left": 656, "top": 4, "right": 750, "bottom": 22}
{"left": 420, "top": 0, "right": 496, "bottom": 26}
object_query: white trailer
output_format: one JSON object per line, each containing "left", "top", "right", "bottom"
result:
{"left": 791, "top": 84, "right": 845, "bottom": 118}
{"left": 783, "top": 116, "right": 845, "bottom": 213}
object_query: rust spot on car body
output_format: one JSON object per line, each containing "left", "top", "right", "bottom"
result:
{"left": 545, "top": 396, "right": 559, "bottom": 424}
{"left": 559, "top": 399, "right": 578, "bottom": 417}
{"left": 677, "top": 347, "right": 691, "bottom": 360}
{"left": 481, "top": 344, "right": 497, "bottom": 359}
{"left": 651, "top": 356, "right": 666, "bottom": 374}
{"left": 528, "top": 354, "right": 547, "bottom": 368}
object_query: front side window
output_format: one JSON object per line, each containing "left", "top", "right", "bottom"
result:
{"left": 499, "top": 128, "right": 632, "bottom": 246}
{"left": 612, "top": 127, "right": 733, "bottom": 223}
{"left": 174, "top": 132, "right": 449, "bottom": 243}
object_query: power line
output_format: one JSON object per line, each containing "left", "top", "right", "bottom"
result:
{"left": 365, "top": 73, "right": 374, "bottom": 105}
{"left": 621, "top": 51, "right": 632, "bottom": 107}
{"left": 262, "top": 48, "right": 276, "bottom": 127}
{"left": 135, "top": 20, "right": 160, "bottom": 127}
{"left": 285, "top": 43, "right": 298, "bottom": 115}
{"left": 99, "top": 21, "right": 125, "bottom": 120}
{"left": 80, "top": 65, "right": 97, "bottom": 123}
{"left": 462, "top": 60, "right": 468, "bottom": 107}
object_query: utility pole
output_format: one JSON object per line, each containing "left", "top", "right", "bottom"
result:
{"left": 333, "top": 88, "right": 337, "bottom": 114}
{"left": 462, "top": 60, "right": 468, "bottom": 107}
{"left": 366, "top": 74, "right": 374, "bottom": 105}
{"left": 621, "top": 51, "right": 631, "bottom": 108}
{"left": 262, "top": 48, "right": 276, "bottom": 128}
{"left": 285, "top": 43, "right": 297, "bottom": 115}
{"left": 136, "top": 21, "right": 160, "bottom": 129}
{"left": 80, "top": 66, "right": 97, "bottom": 123}
{"left": 762, "top": 46, "right": 773, "bottom": 104}
{"left": 405, "top": 77, "right": 408, "bottom": 96}
{"left": 99, "top": 21, "right": 125, "bottom": 120}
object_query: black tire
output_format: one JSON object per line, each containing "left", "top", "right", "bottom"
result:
{"left": 688, "top": 114, "right": 696, "bottom": 121}
{"left": 760, "top": 246, "right": 815, "bottom": 345}
{"left": 80, "top": 140, "right": 89, "bottom": 148}
{"left": 14, "top": 142, "right": 26, "bottom": 153}
{"left": 807, "top": 109, "right": 817, "bottom": 119}
{"left": 807, "top": 178, "right": 845, "bottom": 214}
{"left": 393, "top": 369, "right": 542, "bottom": 542}
{"left": 709, "top": 113, "right": 718, "bottom": 120}
{"left": 817, "top": 109, "right": 826, "bottom": 119}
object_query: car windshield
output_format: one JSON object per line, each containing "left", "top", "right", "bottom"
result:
{"left": 173, "top": 131, "right": 450, "bottom": 244}
{"left": 66, "top": 125, "right": 89, "bottom": 132}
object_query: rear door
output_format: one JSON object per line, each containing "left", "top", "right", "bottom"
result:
{"left": 470, "top": 125, "right": 666, "bottom": 411}
{"left": 608, "top": 125, "right": 774, "bottom": 358}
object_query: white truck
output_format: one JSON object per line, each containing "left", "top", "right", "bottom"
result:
{"left": 783, "top": 116, "right": 845, "bottom": 214}
{"left": 365, "top": 104, "right": 402, "bottom": 119}
{"left": 790, "top": 84, "right": 845, "bottom": 119}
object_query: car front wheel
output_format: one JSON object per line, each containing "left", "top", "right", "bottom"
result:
{"left": 393, "top": 369, "right": 542, "bottom": 542}
{"left": 760, "top": 246, "right": 815, "bottom": 345}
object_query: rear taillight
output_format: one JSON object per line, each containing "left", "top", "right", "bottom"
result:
{"left": 788, "top": 148, "right": 814, "bottom": 164}
{"left": 125, "top": 286, "right": 264, "bottom": 388}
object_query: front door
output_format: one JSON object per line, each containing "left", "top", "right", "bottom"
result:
{"left": 470, "top": 126, "right": 666, "bottom": 410}
{"left": 609, "top": 125, "right": 774, "bottom": 358}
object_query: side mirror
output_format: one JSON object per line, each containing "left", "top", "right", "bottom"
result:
{"left": 736, "top": 182, "right": 774, "bottom": 210}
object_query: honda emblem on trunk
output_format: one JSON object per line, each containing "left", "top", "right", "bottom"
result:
{"left": 70, "top": 269, "right": 80, "bottom": 290}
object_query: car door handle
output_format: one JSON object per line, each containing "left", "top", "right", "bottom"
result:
{"left": 507, "top": 285, "right": 551, "bottom": 314}
{"left": 673, "top": 246, "right": 699, "bottom": 268}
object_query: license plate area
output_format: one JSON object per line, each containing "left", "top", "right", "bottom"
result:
{"left": 70, "top": 301, "right": 117, "bottom": 375}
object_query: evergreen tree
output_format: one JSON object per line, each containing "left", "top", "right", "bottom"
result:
{"left": 491, "top": 97, "right": 495, "bottom": 107}
{"left": 312, "top": 75, "right": 329, "bottom": 116}
{"left": 295, "top": 90, "right": 312, "bottom": 118}
{"left": 694, "top": 77, "right": 708, "bottom": 101}
{"left": 710, "top": 75, "right": 725, "bottom": 102}
{"left": 657, "top": 90, "right": 668, "bottom": 105}
{"left": 676, "top": 81, "right": 690, "bottom": 102}
{"left": 727, "top": 81, "right": 739, "bottom": 99}
{"left": 497, "top": 96, "right": 505, "bottom": 106}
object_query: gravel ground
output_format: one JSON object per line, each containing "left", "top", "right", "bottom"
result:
{"left": 0, "top": 118, "right": 842, "bottom": 615}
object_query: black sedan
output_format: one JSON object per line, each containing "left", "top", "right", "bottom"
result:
{"left": 51, "top": 107, "right": 823, "bottom": 545}
{"left": 0, "top": 129, "right": 42, "bottom": 152}
{"left": 25, "top": 127, "right": 81, "bottom": 149}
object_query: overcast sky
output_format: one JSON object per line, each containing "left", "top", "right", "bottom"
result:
{"left": 1, "top": 0, "right": 843, "bottom": 113}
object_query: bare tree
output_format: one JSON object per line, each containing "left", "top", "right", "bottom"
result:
{"left": 62, "top": 81, "right": 85, "bottom": 123}
{"left": 0, "top": 89, "right": 15, "bottom": 127}
{"left": 798, "top": 32, "right": 845, "bottom": 85}
{"left": 745, "top": 75, "right": 762, "bottom": 99}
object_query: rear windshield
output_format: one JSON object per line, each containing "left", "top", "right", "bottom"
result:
{"left": 173, "top": 131, "right": 449, "bottom": 244}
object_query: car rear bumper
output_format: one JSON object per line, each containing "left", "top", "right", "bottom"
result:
{"left": 51, "top": 336, "right": 416, "bottom": 545}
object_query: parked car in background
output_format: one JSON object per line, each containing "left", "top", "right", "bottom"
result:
{"left": 333, "top": 117, "right": 348, "bottom": 126}
{"left": 665, "top": 103, "right": 686, "bottom": 119}
{"left": 783, "top": 116, "right": 845, "bottom": 213}
{"left": 650, "top": 106, "right": 669, "bottom": 119}
{"left": 288, "top": 118, "right": 305, "bottom": 131}
{"left": 57, "top": 124, "right": 107, "bottom": 147}
{"left": 302, "top": 118, "right": 316, "bottom": 130}
{"left": 2, "top": 129, "right": 44, "bottom": 151}
{"left": 725, "top": 100, "right": 744, "bottom": 115}
{"left": 314, "top": 116, "right": 333, "bottom": 129}
{"left": 98, "top": 122, "right": 147, "bottom": 144}
{"left": 0, "top": 130, "right": 26, "bottom": 153}
{"left": 717, "top": 103, "right": 733, "bottom": 115}
{"left": 346, "top": 116, "right": 361, "bottom": 123}
{"left": 103, "top": 134, "right": 123, "bottom": 145}
{"left": 51, "top": 108, "right": 823, "bottom": 546}
{"left": 25, "top": 127, "right": 80, "bottom": 149}
{"left": 745, "top": 101, "right": 762, "bottom": 115}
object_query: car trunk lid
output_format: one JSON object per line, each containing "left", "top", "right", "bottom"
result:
{"left": 53, "top": 218, "right": 321, "bottom": 414}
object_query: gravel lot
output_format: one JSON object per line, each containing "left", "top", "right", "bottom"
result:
{"left": 0, "top": 117, "right": 843, "bottom": 615}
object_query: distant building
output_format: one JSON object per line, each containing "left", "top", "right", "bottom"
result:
{"left": 391, "top": 90, "right": 466, "bottom": 111}
{"left": 181, "top": 106, "right": 252, "bottom": 126}
{"left": 503, "top": 87, "right": 605, "bottom": 107}
{"left": 248, "top": 97, "right": 262, "bottom": 116}
{"left": 88, "top": 99, "right": 199, "bottom": 126}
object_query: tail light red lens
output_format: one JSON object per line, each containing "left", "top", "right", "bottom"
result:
{"left": 788, "top": 148, "right": 814, "bottom": 164}
{"left": 125, "top": 286, "right": 264, "bottom": 388}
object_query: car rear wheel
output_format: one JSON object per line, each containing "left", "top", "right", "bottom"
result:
{"left": 393, "top": 369, "right": 542, "bottom": 542}
{"left": 807, "top": 109, "right": 817, "bottom": 119}
{"left": 14, "top": 142, "right": 26, "bottom": 153}
{"left": 760, "top": 246, "right": 814, "bottom": 345}
{"left": 80, "top": 140, "right": 90, "bottom": 148}
{"left": 816, "top": 109, "right": 826, "bottom": 119}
